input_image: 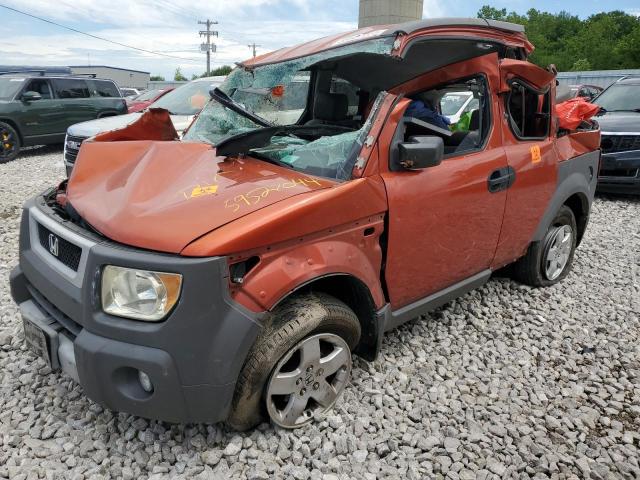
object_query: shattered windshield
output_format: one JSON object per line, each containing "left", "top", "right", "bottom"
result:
{"left": 183, "top": 36, "right": 395, "bottom": 179}
{"left": 153, "top": 79, "right": 222, "bottom": 115}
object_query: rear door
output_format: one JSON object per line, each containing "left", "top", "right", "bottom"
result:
{"left": 51, "top": 78, "right": 96, "bottom": 129}
{"left": 491, "top": 60, "right": 557, "bottom": 268}
{"left": 87, "top": 79, "right": 124, "bottom": 115}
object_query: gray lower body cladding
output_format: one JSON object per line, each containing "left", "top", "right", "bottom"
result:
{"left": 10, "top": 196, "right": 264, "bottom": 423}
{"left": 597, "top": 150, "right": 640, "bottom": 194}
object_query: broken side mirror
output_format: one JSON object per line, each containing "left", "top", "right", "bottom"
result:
{"left": 21, "top": 91, "right": 42, "bottom": 102}
{"left": 397, "top": 136, "right": 444, "bottom": 170}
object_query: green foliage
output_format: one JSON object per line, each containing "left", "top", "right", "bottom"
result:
{"left": 477, "top": 6, "right": 640, "bottom": 70}
{"left": 174, "top": 68, "right": 187, "bottom": 81}
{"left": 570, "top": 59, "right": 592, "bottom": 71}
{"left": 196, "top": 66, "right": 234, "bottom": 78}
{"left": 150, "top": 75, "right": 165, "bottom": 81}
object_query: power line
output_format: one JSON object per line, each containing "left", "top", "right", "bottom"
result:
{"left": 0, "top": 3, "right": 200, "bottom": 62}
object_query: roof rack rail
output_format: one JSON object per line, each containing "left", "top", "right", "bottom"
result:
{"left": 0, "top": 70, "right": 47, "bottom": 76}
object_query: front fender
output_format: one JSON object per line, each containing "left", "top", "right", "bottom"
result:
{"left": 229, "top": 215, "right": 386, "bottom": 313}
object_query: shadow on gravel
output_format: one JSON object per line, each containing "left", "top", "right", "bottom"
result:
{"left": 17, "top": 144, "right": 64, "bottom": 159}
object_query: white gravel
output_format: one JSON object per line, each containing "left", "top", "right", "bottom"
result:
{"left": 1, "top": 147, "right": 639, "bottom": 480}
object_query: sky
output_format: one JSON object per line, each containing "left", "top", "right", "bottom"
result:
{"left": 0, "top": 0, "right": 639, "bottom": 80}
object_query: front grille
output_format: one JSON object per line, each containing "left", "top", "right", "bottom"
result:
{"left": 64, "top": 135, "right": 86, "bottom": 164}
{"left": 37, "top": 223, "right": 82, "bottom": 271}
{"left": 601, "top": 135, "right": 640, "bottom": 154}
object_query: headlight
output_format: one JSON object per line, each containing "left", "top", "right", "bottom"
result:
{"left": 101, "top": 266, "right": 182, "bottom": 321}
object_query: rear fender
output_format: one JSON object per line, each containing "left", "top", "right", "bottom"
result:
{"left": 532, "top": 150, "right": 599, "bottom": 243}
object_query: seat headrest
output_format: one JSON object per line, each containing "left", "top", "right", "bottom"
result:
{"left": 314, "top": 92, "right": 349, "bottom": 121}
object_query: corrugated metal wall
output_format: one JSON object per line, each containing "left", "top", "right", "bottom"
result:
{"left": 557, "top": 69, "right": 640, "bottom": 88}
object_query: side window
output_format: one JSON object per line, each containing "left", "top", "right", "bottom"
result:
{"left": 52, "top": 79, "right": 90, "bottom": 99}
{"left": 401, "top": 75, "right": 491, "bottom": 157}
{"left": 506, "top": 80, "right": 550, "bottom": 140}
{"left": 88, "top": 80, "right": 120, "bottom": 98}
{"left": 24, "top": 79, "right": 52, "bottom": 100}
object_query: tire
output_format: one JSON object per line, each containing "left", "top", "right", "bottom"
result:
{"left": 227, "top": 292, "right": 361, "bottom": 431}
{"left": 512, "top": 205, "right": 577, "bottom": 287}
{"left": 0, "top": 121, "right": 21, "bottom": 163}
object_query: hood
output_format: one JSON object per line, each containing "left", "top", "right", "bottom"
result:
{"left": 596, "top": 111, "right": 640, "bottom": 134}
{"left": 67, "top": 112, "right": 194, "bottom": 138}
{"left": 66, "top": 141, "right": 335, "bottom": 253}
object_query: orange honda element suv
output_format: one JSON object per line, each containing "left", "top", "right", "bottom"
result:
{"left": 11, "top": 19, "right": 601, "bottom": 429}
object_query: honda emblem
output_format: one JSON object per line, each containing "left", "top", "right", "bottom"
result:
{"left": 48, "top": 233, "right": 59, "bottom": 257}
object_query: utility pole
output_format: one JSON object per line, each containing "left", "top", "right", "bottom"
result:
{"left": 198, "top": 19, "right": 218, "bottom": 75}
{"left": 248, "top": 42, "right": 261, "bottom": 58}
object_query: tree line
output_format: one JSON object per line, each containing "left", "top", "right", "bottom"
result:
{"left": 478, "top": 6, "right": 640, "bottom": 71}
{"left": 150, "top": 65, "right": 234, "bottom": 82}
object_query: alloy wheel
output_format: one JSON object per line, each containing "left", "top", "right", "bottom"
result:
{"left": 544, "top": 224, "right": 573, "bottom": 281}
{"left": 0, "top": 127, "right": 17, "bottom": 160}
{"left": 266, "top": 333, "right": 352, "bottom": 428}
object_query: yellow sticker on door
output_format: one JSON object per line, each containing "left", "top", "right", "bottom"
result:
{"left": 530, "top": 145, "right": 542, "bottom": 164}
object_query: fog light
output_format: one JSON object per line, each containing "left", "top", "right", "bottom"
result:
{"left": 138, "top": 370, "right": 154, "bottom": 393}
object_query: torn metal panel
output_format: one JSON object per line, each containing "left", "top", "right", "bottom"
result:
{"left": 92, "top": 108, "right": 179, "bottom": 142}
{"left": 499, "top": 59, "right": 556, "bottom": 92}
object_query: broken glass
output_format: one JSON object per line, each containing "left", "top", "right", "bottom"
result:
{"left": 183, "top": 36, "right": 395, "bottom": 180}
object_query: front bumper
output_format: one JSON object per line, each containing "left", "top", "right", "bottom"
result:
{"left": 10, "top": 196, "right": 264, "bottom": 423}
{"left": 597, "top": 150, "right": 640, "bottom": 194}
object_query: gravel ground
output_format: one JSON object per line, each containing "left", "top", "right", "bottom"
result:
{"left": 0, "top": 147, "right": 639, "bottom": 480}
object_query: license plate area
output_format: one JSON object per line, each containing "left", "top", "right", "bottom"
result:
{"left": 23, "top": 317, "right": 52, "bottom": 367}
{"left": 19, "top": 300, "right": 62, "bottom": 369}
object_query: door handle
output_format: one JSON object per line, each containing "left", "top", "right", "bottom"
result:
{"left": 488, "top": 167, "right": 515, "bottom": 193}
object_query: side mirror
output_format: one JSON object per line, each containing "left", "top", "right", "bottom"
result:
{"left": 22, "top": 91, "right": 42, "bottom": 102}
{"left": 397, "top": 136, "right": 444, "bottom": 170}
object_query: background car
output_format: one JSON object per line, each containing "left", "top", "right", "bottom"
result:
{"left": 126, "top": 87, "right": 174, "bottom": 113}
{"left": 64, "top": 76, "right": 225, "bottom": 175}
{"left": 0, "top": 73, "right": 126, "bottom": 163}
{"left": 592, "top": 77, "right": 640, "bottom": 194}
{"left": 556, "top": 84, "right": 603, "bottom": 102}
{"left": 440, "top": 91, "right": 479, "bottom": 124}
{"left": 120, "top": 87, "right": 141, "bottom": 99}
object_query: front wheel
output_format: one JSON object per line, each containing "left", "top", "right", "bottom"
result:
{"left": 512, "top": 205, "right": 577, "bottom": 287}
{"left": 0, "top": 122, "right": 21, "bottom": 163}
{"left": 227, "top": 293, "right": 361, "bottom": 430}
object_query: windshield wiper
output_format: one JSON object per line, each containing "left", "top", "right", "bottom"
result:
{"left": 216, "top": 124, "right": 354, "bottom": 157}
{"left": 209, "top": 87, "right": 274, "bottom": 128}
{"left": 605, "top": 109, "right": 640, "bottom": 113}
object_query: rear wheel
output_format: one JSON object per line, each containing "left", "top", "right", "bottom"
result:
{"left": 227, "top": 293, "right": 360, "bottom": 430}
{"left": 0, "top": 122, "right": 20, "bottom": 163}
{"left": 512, "top": 205, "right": 577, "bottom": 287}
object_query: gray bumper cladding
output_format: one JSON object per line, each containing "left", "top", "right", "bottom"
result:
{"left": 11, "top": 196, "right": 265, "bottom": 423}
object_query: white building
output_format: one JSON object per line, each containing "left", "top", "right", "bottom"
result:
{"left": 359, "top": 0, "right": 424, "bottom": 28}
{"left": 69, "top": 65, "right": 150, "bottom": 90}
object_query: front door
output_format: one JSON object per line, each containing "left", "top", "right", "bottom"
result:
{"left": 18, "top": 78, "right": 63, "bottom": 138}
{"left": 380, "top": 64, "right": 509, "bottom": 309}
